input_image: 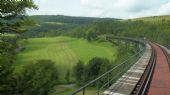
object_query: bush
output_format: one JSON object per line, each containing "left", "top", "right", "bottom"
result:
{"left": 73, "top": 61, "right": 85, "bottom": 85}
{"left": 4, "top": 60, "right": 59, "bottom": 95}
{"left": 73, "top": 58, "right": 111, "bottom": 85}
{"left": 84, "top": 57, "right": 111, "bottom": 82}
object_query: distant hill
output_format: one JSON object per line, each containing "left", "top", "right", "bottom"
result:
{"left": 133, "top": 15, "right": 170, "bottom": 22}
{"left": 23, "top": 15, "right": 117, "bottom": 38}
{"left": 29, "top": 15, "right": 117, "bottom": 24}
{"left": 24, "top": 15, "right": 170, "bottom": 46}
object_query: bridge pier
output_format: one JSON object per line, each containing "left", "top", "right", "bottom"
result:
{"left": 111, "top": 38, "right": 144, "bottom": 53}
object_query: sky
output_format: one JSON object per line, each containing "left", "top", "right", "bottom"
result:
{"left": 28, "top": 0, "right": 170, "bottom": 19}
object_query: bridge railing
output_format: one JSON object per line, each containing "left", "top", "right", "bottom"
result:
{"left": 70, "top": 37, "right": 146, "bottom": 95}
{"left": 165, "top": 45, "right": 170, "bottom": 49}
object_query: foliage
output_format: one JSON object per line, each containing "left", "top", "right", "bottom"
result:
{"left": 0, "top": 0, "right": 41, "bottom": 94}
{"left": 0, "top": 55, "right": 13, "bottom": 94}
{"left": 65, "top": 70, "right": 71, "bottom": 84}
{"left": 29, "top": 15, "right": 104, "bottom": 24}
{"left": 0, "top": 36, "right": 18, "bottom": 85}
{"left": 73, "top": 57, "right": 112, "bottom": 85}
{"left": 84, "top": 57, "right": 111, "bottom": 82}
{"left": 0, "top": 37, "right": 18, "bottom": 94}
{"left": 86, "top": 30, "right": 97, "bottom": 41}
{"left": 0, "top": 0, "right": 37, "bottom": 33}
{"left": 73, "top": 61, "right": 85, "bottom": 85}
{"left": 1, "top": 60, "right": 59, "bottom": 95}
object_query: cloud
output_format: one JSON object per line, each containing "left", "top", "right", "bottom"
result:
{"left": 81, "top": 0, "right": 106, "bottom": 9}
{"left": 157, "top": 1, "right": 170, "bottom": 15}
{"left": 30, "top": 0, "right": 170, "bottom": 19}
{"left": 80, "top": 0, "right": 170, "bottom": 18}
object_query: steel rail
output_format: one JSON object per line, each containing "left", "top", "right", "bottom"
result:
{"left": 131, "top": 43, "right": 157, "bottom": 95}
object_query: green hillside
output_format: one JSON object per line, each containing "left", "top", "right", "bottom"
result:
{"left": 30, "top": 15, "right": 104, "bottom": 24}
{"left": 23, "top": 15, "right": 117, "bottom": 38}
{"left": 134, "top": 15, "right": 170, "bottom": 22}
{"left": 15, "top": 36, "right": 117, "bottom": 82}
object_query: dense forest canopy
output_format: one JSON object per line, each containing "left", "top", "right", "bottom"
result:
{"left": 29, "top": 15, "right": 115, "bottom": 24}
{"left": 22, "top": 15, "right": 118, "bottom": 38}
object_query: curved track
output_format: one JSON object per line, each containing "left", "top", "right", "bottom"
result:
{"left": 132, "top": 43, "right": 170, "bottom": 95}
{"left": 148, "top": 43, "right": 170, "bottom": 95}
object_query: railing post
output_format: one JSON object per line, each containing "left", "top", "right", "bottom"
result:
{"left": 97, "top": 81, "right": 100, "bottom": 95}
{"left": 108, "top": 72, "right": 110, "bottom": 88}
{"left": 83, "top": 88, "right": 85, "bottom": 95}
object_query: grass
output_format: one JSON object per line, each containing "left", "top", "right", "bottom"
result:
{"left": 50, "top": 85, "right": 104, "bottom": 95}
{"left": 15, "top": 36, "right": 117, "bottom": 83}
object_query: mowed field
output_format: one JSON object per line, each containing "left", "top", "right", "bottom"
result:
{"left": 15, "top": 36, "right": 117, "bottom": 82}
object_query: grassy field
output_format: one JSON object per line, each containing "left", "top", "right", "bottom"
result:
{"left": 15, "top": 36, "right": 117, "bottom": 82}
{"left": 50, "top": 85, "right": 103, "bottom": 95}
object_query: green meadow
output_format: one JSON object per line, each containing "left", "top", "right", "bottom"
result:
{"left": 15, "top": 36, "right": 117, "bottom": 82}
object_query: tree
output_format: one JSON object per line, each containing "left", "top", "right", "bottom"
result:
{"left": 73, "top": 60, "right": 85, "bottom": 85}
{"left": 0, "top": 1, "right": 37, "bottom": 94}
{"left": 65, "top": 70, "right": 70, "bottom": 84}
{"left": 0, "top": 55, "right": 13, "bottom": 93}
{"left": 99, "top": 58, "right": 111, "bottom": 75}
{"left": 0, "top": 37, "right": 18, "bottom": 93}
{"left": 3, "top": 60, "right": 59, "bottom": 95}
{"left": 0, "top": 0, "right": 37, "bottom": 33}
{"left": 84, "top": 57, "right": 110, "bottom": 82}
{"left": 86, "top": 31, "right": 97, "bottom": 41}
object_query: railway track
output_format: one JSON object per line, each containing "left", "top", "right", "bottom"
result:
{"left": 131, "top": 43, "right": 170, "bottom": 95}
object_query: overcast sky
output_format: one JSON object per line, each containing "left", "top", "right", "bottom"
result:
{"left": 28, "top": 0, "right": 170, "bottom": 19}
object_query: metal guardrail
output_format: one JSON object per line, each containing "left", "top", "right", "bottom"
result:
{"left": 70, "top": 36, "right": 146, "bottom": 95}
{"left": 161, "top": 46, "right": 170, "bottom": 70}
{"left": 107, "top": 36, "right": 146, "bottom": 47}
{"left": 166, "top": 45, "right": 170, "bottom": 49}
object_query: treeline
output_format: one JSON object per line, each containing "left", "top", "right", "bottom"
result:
{"left": 67, "top": 19, "right": 170, "bottom": 45}
{"left": 22, "top": 15, "right": 117, "bottom": 38}
{"left": 30, "top": 15, "right": 108, "bottom": 24}
{"left": 23, "top": 15, "right": 170, "bottom": 46}
{"left": 23, "top": 22, "right": 77, "bottom": 38}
